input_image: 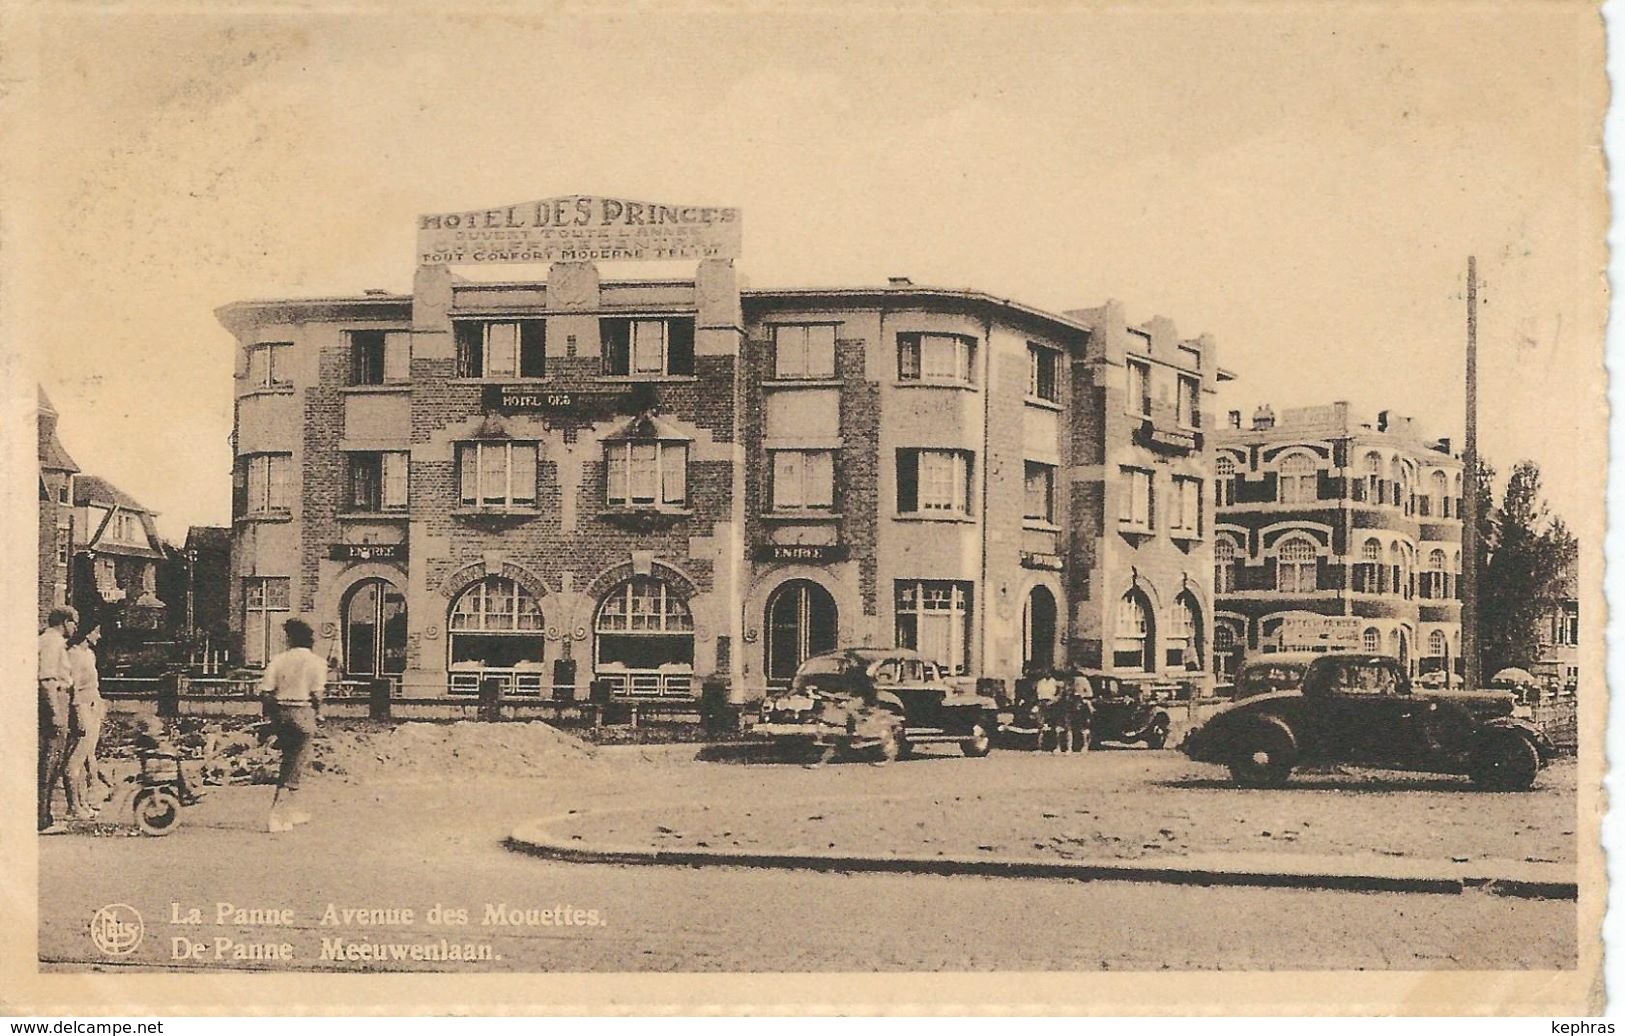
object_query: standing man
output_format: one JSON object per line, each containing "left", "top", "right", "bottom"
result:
{"left": 256, "top": 618, "right": 326, "bottom": 833}
{"left": 65, "top": 624, "right": 110, "bottom": 819}
{"left": 37, "top": 606, "right": 77, "bottom": 833}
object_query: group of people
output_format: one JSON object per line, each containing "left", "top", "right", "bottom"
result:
{"left": 38, "top": 608, "right": 329, "bottom": 836}
{"left": 1024, "top": 671, "right": 1095, "bottom": 754}
{"left": 36, "top": 606, "right": 114, "bottom": 832}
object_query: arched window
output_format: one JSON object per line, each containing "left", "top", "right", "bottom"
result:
{"left": 595, "top": 577, "right": 695, "bottom": 697}
{"left": 1423, "top": 549, "right": 1448, "bottom": 599}
{"left": 1428, "top": 629, "right": 1447, "bottom": 658}
{"left": 448, "top": 576, "right": 545, "bottom": 670}
{"left": 1214, "top": 537, "right": 1238, "bottom": 594}
{"left": 1215, "top": 454, "right": 1237, "bottom": 507}
{"left": 1363, "top": 626, "right": 1381, "bottom": 653}
{"left": 1277, "top": 452, "right": 1317, "bottom": 504}
{"left": 1399, "top": 543, "right": 1414, "bottom": 600}
{"left": 1429, "top": 470, "right": 1449, "bottom": 518}
{"left": 1356, "top": 537, "right": 1383, "bottom": 593}
{"left": 1167, "top": 592, "right": 1203, "bottom": 670}
{"left": 1113, "top": 591, "right": 1155, "bottom": 672}
{"left": 1387, "top": 542, "right": 1403, "bottom": 598}
{"left": 1276, "top": 537, "right": 1318, "bottom": 593}
{"left": 1362, "top": 451, "right": 1384, "bottom": 502}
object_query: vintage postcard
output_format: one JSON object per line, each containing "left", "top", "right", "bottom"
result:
{"left": 0, "top": 0, "right": 1608, "bottom": 1017}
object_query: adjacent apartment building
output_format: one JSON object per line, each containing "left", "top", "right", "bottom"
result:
{"left": 1211, "top": 402, "right": 1464, "bottom": 685}
{"left": 216, "top": 195, "right": 1228, "bottom": 703}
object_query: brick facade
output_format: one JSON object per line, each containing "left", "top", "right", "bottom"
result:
{"left": 220, "top": 265, "right": 1222, "bottom": 701}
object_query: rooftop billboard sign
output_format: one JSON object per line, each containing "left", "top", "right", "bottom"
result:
{"left": 417, "top": 195, "right": 741, "bottom": 266}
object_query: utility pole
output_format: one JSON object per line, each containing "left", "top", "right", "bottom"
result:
{"left": 1462, "top": 256, "right": 1481, "bottom": 691}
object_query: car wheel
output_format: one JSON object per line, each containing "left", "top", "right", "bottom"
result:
{"left": 960, "top": 722, "right": 993, "bottom": 758}
{"left": 1227, "top": 728, "right": 1295, "bottom": 788}
{"left": 1143, "top": 720, "right": 1170, "bottom": 750}
{"left": 1470, "top": 733, "right": 1540, "bottom": 791}
{"left": 133, "top": 788, "right": 182, "bottom": 836}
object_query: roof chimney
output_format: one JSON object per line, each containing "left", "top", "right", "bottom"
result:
{"left": 1251, "top": 404, "right": 1276, "bottom": 431}
{"left": 887, "top": 276, "right": 913, "bottom": 287}
{"left": 1227, "top": 410, "right": 1242, "bottom": 429}
{"left": 1377, "top": 409, "right": 1390, "bottom": 432}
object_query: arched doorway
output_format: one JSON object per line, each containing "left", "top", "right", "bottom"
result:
{"left": 342, "top": 578, "right": 407, "bottom": 680}
{"left": 765, "top": 580, "right": 838, "bottom": 686}
{"left": 1170, "top": 591, "right": 1202, "bottom": 671}
{"left": 1023, "top": 586, "right": 1058, "bottom": 674}
{"left": 595, "top": 576, "right": 695, "bottom": 698}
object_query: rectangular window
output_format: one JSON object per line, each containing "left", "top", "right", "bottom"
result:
{"left": 455, "top": 321, "right": 545, "bottom": 378}
{"left": 242, "top": 576, "right": 291, "bottom": 666}
{"left": 1125, "top": 358, "right": 1151, "bottom": 417}
{"left": 894, "top": 580, "right": 974, "bottom": 675}
{"left": 773, "top": 324, "right": 837, "bottom": 379}
{"left": 605, "top": 441, "right": 688, "bottom": 507}
{"left": 247, "top": 344, "right": 291, "bottom": 389}
{"left": 349, "top": 331, "right": 411, "bottom": 385}
{"left": 347, "top": 451, "right": 409, "bottom": 512}
{"left": 600, "top": 317, "right": 695, "bottom": 377}
{"left": 897, "top": 333, "right": 974, "bottom": 385}
{"left": 770, "top": 450, "right": 835, "bottom": 510}
{"left": 896, "top": 449, "right": 972, "bottom": 515}
{"left": 1170, "top": 476, "right": 1201, "bottom": 536}
{"left": 1119, "top": 467, "right": 1153, "bottom": 530}
{"left": 1028, "top": 344, "right": 1060, "bottom": 403}
{"left": 1177, "top": 375, "right": 1201, "bottom": 429}
{"left": 245, "top": 454, "right": 293, "bottom": 513}
{"left": 456, "top": 442, "right": 538, "bottom": 507}
{"left": 1024, "top": 461, "right": 1055, "bottom": 523}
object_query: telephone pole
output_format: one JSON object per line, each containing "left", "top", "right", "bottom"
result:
{"left": 1461, "top": 256, "right": 1481, "bottom": 691}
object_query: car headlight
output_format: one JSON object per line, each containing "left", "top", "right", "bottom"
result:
{"left": 1512, "top": 704, "right": 1534, "bottom": 720}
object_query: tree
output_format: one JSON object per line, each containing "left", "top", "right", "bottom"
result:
{"left": 1476, "top": 460, "right": 1578, "bottom": 676}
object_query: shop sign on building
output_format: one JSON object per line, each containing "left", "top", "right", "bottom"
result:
{"left": 755, "top": 544, "right": 848, "bottom": 564}
{"left": 481, "top": 384, "right": 636, "bottom": 419}
{"left": 1020, "top": 550, "right": 1064, "bottom": 571}
{"left": 329, "top": 543, "right": 406, "bottom": 562}
{"left": 1276, "top": 614, "right": 1363, "bottom": 650}
{"left": 418, "top": 196, "right": 742, "bottom": 266}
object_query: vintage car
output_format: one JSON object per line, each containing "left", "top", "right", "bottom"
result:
{"left": 1230, "top": 651, "right": 1320, "bottom": 701}
{"left": 1181, "top": 652, "right": 1557, "bottom": 790}
{"left": 1088, "top": 673, "right": 1175, "bottom": 749}
{"left": 755, "top": 647, "right": 998, "bottom": 761}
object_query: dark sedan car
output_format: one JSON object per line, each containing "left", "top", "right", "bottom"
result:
{"left": 1182, "top": 653, "right": 1556, "bottom": 790}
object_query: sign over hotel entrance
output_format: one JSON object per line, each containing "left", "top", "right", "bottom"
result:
{"left": 417, "top": 195, "right": 742, "bottom": 266}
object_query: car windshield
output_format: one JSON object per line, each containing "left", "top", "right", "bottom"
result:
{"left": 1238, "top": 663, "right": 1307, "bottom": 696}
{"left": 796, "top": 656, "right": 848, "bottom": 678}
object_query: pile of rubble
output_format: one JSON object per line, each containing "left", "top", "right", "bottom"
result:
{"left": 101, "top": 716, "right": 597, "bottom": 786}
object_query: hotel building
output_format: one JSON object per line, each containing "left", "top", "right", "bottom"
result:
{"left": 216, "top": 196, "right": 1228, "bottom": 703}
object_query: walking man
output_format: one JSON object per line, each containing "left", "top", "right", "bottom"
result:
{"left": 256, "top": 618, "right": 326, "bottom": 833}
{"left": 38, "top": 606, "right": 78, "bottom": 833}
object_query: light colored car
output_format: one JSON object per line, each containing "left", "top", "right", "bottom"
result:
{"left": 756, "top": 647, "right": 998, "bottom": 761}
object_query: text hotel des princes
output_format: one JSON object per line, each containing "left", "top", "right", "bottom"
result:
{"left": 219, "top": 192, "right": 1455, "bottom": 710}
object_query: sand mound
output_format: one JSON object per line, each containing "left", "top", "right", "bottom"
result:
{"left": 105, "top": 716, "right": 597, "bottom": 786}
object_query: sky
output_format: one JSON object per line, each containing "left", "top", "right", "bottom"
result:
{"left": 6, "top": 4, "right": 1607, "bottom": 543}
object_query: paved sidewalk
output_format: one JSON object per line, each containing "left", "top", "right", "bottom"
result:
{"left": 506, "top": 749, "right": 1579, "bottom": 899}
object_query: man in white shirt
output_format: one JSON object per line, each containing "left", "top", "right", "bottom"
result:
{"left": 256, "top": 618, "right": 327, "bottom": 833}
{"left": 37, "top": 607, "right": 77, "bottom": 833}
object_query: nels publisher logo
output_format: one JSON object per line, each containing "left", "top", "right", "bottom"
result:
{"left": 89, "top": 903, "right": 144, "bottom": 956}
